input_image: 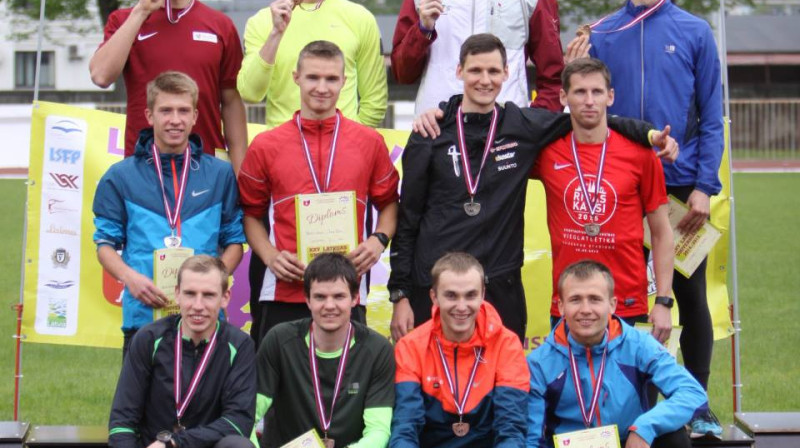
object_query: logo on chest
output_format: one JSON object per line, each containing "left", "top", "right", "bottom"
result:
{"left": 562, "top": 175, "right": 618, "bottom": 228}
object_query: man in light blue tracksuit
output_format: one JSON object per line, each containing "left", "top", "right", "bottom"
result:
{"left": 527, "top": 260, "right": 707, "bottom": 448}
{"left": 588, "top": 0, "right": 724, "bottom": 436}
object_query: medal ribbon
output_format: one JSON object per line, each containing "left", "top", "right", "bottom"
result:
{"left": 589, "top": 0, "right": 667, "bottom": 34}
{"left": 165, "top": 0, "right": 196, "bottom": 24}
{"left": 455, "top": 105, "right": 499, "bottom": 200}
{"left": 296, "top": 112, "right": 342, "bottom": 193}
{"left": 309, "top": 322, "right": 353, "bottom": 435}
{"left": 569, "top": 132, "right": 608, "bottom": 223}
{"left": 152, "top": 144, "right": 191, "bottom": 235}
{"left": 174, "top": 321, "right": 219, "bottom": 423}
{"left": 566, "top": 329, "right": 609, "bottom": 428}
{"left": 434, "top": 338, "right": 483, "bottom": 418}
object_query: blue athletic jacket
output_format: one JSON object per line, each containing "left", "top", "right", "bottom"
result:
{"left": 526, "top": 316, "right": 708, "bottom": 447}
{"left": 590, "top": 0, "right": 724, "bottom": 195}
{"left": 93, "top": 129, "right": 245, "bottom": 331}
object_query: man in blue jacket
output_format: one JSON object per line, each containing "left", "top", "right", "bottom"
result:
{"left": 93, "top": 71, "right": 245, "bottom": 357}
{"left": 588, "top": 0, "right": 724, "bottom": 436}
{"left": 527, "top": 260, "right": 707, "bottom": 448}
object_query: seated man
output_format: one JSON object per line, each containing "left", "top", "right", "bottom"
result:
{"left": 108, "top": 255, "right": 255, "bottom": 448}
{"left": 391, "top": 252, "right": 529, "bottom": 447}
{"left": 527, "top": 260, "right": 708, "bottom": 448}
{"left": 255, "top": 253, "right": 395, "bottom": 447}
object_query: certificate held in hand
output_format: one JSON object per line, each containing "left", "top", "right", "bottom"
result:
{"left": 554, "top": 425, "right": 621, "bottom": 448}
{"left": 296, "top": 191, "right": 358, "bottom": 266}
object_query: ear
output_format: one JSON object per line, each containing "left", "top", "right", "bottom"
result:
{"left": 456, "top": 64, "right": 464, "bottom": 81}
{"left": 293, "top": 70, "right": 300, "bottom": 87}
{"left": 220, "top": 289, "right": 231, "bottom": 309}
{"left": 145, "top": 108, "right": 155, "bottom": 127}
{"left": 429, "top": 287, "right": 438, "bottom": 307}
{"left": 557, "top": 297, "right": 565, "bottom": 317}
{"left": 607, "top": 87, "right": 615, "bottom": 107}
{"left": 609, "top": 295, "right": 617, "bottom": 314}
{"left": 191, "top": 108, "right": 198, "bottom": 127}
{"left": 503, "top": 64, "right": 510, "bottom": 82}
{"left": 351, "top": 292, "right": 359, "bottom": 308}
{"left": 559, "top": 89, "right": 568, "bottom": 108}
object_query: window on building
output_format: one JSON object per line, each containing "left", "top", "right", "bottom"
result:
{"left": 15, "top": 51, "right": 55, "bottom": 89}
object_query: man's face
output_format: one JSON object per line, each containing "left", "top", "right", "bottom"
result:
{"left": 175, "top": 269, "right": 229, "bottom": 342}
{"left": 293, "top": 56, "right": 345, "bottom": 118}
{"left": 431, "top": 268, "right": 484, "bottom": 342}
{"left": 306, "top": 278, "right": 358, "bottom": 333}
{"left": 558, "top": 272, "right": 617, "bottom": 346}
{"left": 560, "top": 72, "right": 615, "bottom": 131}
{"left": 456, "top": 50, "right": 509, "bottom": 112}
{"left": 145, "top": 91, "right": 197, "bottom": 152}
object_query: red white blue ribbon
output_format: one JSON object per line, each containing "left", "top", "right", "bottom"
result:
{"left": 455, "top": 105, "right": 499, "bottom": 200}
{"left": 567, "top": 329, "right": 608, "bottom": 428}
{"left": 152, "top": 144, "right": 191, "bottom": 234}
{"left": 589, "top": 0, "right": 667, "bottom": 34}
{"left": 174, "top": 321, "right": 219, "bottom": 424}
{"left": 165, "top": 0, "right": 195, "bottom": 24}
{"left": 434, "top": 338, "right": 483, "bottom": 418}
{"left": 309, "top": 322, "right": 353, "bottom": 436}
{"left": 296, "top": 111, "right": 342, "bottom": 193}
{"left": 569, "top": 131, "right": 609, "bottom": 223}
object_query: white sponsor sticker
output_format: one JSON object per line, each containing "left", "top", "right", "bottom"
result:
{"left": 193, "top": 31, "right": 218, "bottom": 43}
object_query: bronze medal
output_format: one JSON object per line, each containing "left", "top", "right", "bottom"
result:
{"left": 452, "top": 421, "right": 470, "bottom": 437}
{"left": 173, "top": 423, "right": 185, "bottom": 433}
{"left": 322, "top": 437, "right": 335, "bottom": 448}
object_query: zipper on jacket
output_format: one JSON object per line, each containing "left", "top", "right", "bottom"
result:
{"left": 453, "top": 346, "right": 460, "bottom": 404}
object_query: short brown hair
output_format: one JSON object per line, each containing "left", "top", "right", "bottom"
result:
{"left": 146, "top": 71, "right": 199, "bottom": 110}
{"left": 177, "top": 255, "right": 229, "bottom": 293}
{"left": 561, "top": 58, "right": 612, "bottom": 92}
{"left": 459, "top": 33, "right": 507, "bottom": 67}
{"left": 297, "top": 40, "right": 344, "bottom": 71}
{"left": 557, "top": 259, "right": 614, "bottom": 300}
{"left": 303, "top": 253, "right": 359, "bottom": 298}
{"left": 431, "top": 252, "right": 485, "bottom": 290}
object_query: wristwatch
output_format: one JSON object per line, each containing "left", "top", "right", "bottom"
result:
{"left": 654, "top": 296, "right": 674, "bottom": 309}
{"left": 370, "top": 232, "right": 390, "bottom": 249}
{"left": 389, "top": 289, "right": 408, "bottom": 304}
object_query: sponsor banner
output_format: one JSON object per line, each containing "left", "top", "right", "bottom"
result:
{"left": 22, "top": 102, "right": 733, "bottom": 349}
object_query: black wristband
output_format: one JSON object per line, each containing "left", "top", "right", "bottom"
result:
{"left": 371, "top": 232, "right": 390, "bottom": 248}
{"left": 654, "top": 296, "right": 674, "bottom": 309}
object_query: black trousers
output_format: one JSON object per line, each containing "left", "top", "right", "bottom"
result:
{"left": 410, "top": 269, "right": 527, "bottom": 342}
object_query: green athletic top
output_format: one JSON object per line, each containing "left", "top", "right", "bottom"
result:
{"left": 237, "top": 0, "right": 388, "bottom": 129}
{"left": 256, "top": 318, "right": 395, "bottom": 447}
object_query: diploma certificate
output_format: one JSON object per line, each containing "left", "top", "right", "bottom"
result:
{"left": 634, "top": 323, "right": 684, "bottom": 358}
{"left": 280, "top": 429, "right": 326, "bottom": 448}
{"left": 296, "top": 191, "right": 358, "bottom": 266}
{"left": 153, "top": 247, "right": 194, "bottom": 320}
{"left": 644, "top": 195, "right": 722, "bottom": 278}
{"left": 553, "top": 425, "right": 621, "bottom": 448}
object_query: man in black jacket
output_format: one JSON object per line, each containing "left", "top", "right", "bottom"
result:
{"left": 108, "top": 255, "right": 255, "bottom": 448}
{"left": 388, "top": 34, "right": 675, "bottom": 342}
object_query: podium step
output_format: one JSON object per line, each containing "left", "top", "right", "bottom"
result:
{"left": 24, "top": 425, "right": 108, "bottom": 447}
{"left": 735, "top": 412, "right": 800, "bottom": 448}
{"left": 692, "top": 424, "right": 754, "bottom": 448}
{"left": 0, "top": 421, "right": 29, "bottom": 448}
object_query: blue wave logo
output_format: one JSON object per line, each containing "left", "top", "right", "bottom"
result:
{"left": 45, "top": 280, "right": 75, "bottom": 290}
{"left": 51, "top": 120, "right": 83, "bottom": 134}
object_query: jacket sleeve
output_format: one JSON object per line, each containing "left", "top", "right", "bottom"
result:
{"left": 108, "top": 329, "right": 154, "bottom": 448}
{"left": 492, "top": 332, "right": 530, "bottom": 448}
{"left": 390, "top": 0, "right": 435, "bottom": 84}
{"left": 607, "top": 116, "right": 655, "bottom": 148}
{"left": 692, "top": 24, "right": 724, "bottom": 196}
{"left": 516, "top": 107, "right": 572, "bottom": 150}
{"left": 387, "top": 132, "right": 433, "bottom": 294}
{"left": 355, "top": 8, "right": 389, "bottom": 127}
{"left": 389, "top": 338, "right": 424, "bottom": 448}
{"left": 93, "top": 167, "right": 126, "bottom": 249}
{"left": 527, "top": 0, "right": 564, "bottom": 111}
{"left": 238, "top": 135, "right": 272, "bottom": 219}
{"left": 526, "top": 352, "right": 548, "bottom": 448}
{"left": 173, "top": 336, "right": 258, "bottom": 447}
{"left": 236, "top": 8, "right": 274, "bottom": 104}
{"left": 219, "top": 165, "right": 246, "bottom": 247}
{"left": 629, "top": 334, "right": 709, "bottom": 444}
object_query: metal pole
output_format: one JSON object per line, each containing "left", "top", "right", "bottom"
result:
{"left": 718, "top": 0, "right": 744, "bottom": 413}
{"left": 32, "top": 0, "right": 47, "bottom": 102}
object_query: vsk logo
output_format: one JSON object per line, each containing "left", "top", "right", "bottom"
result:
{"left": 49, "top": 173, "right": 80, "bottom": 189}
{"left": 51, "top": 248, "right": 70, "bottom": 268}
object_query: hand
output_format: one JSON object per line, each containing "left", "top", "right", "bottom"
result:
{"left": 266, "top": 250, "right": 305, "bottom": 282}
{"left": 418, "top": 0, "right": 444, "bottom": 30}
{"left": 135, "top": 0, "right": 165, "bottom": 14}
{"left": 412, "top": 108, "right": 444, "bottom": 138}
{"left": 347, "top": 236, "right": 385, "bottom": 276}
{"left": 650, "top": 125, "right": 679, "bottom": 163}
{"left": 648, "top": 303, "right": 672, "bottom": 344}
{"left": 270, "top": 0, "right": 294, "bottom": 34}
{"left": 390, "top": 298, "right": 415, "bottom": 342}
{"left": 677, "top": 189, "right": 711, "bottom": 234}
{"left": 146, "top": 442, "right": 166, "bottom": 448}
{"left": 625, "top": 431, "right": 650, "bottom": 448}
{"left": 123, "top": 271, "right": 168, "bottom": 308}
{"left": 564, "top": 34, "right": 591, "bottom": 64}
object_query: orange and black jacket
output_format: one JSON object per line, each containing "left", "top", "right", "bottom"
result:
{"left": 390, "top": 302, "right": 529, "bottom": 447}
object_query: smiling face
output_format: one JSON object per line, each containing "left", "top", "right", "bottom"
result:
{"left": 293, "top": 55, "right": 345, "bottom": 120}
{"left": 560, "top": 71, "right": 615, "bottom": 132}
{"left": 456, "top": 50, "right": 509, "bottom": 114}
{"left": 431, "top": 268, "right": 484, "bottom": 343}
{"left": 145, "top": 91, "right": 197, "bottom": 154}
{"left": 306, "top": 277, "right": 358, "bottom": 334}
{"left": 558, "top": 271, "right": 617, "bottom": 346}
{"left": 175, "top": 269, "right": 230, "bottom": 344}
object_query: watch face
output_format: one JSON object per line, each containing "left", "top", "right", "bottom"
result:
{"left": 156, "top": 430, "right": 172, "bottom": 443}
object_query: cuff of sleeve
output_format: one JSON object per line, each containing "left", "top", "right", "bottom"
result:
{"left": 256, "top": 55, "right": 275, "bottom": 71}
{"left": 629, "top": 424, "right": 656, "bottom": 445}
{"left": 694, "top": 183, "right": 720, "bottom": 197}
{"left": 417, "top": 21, "right": 436, "bottom": 41}
{"left": 647, "top": 130, "right": 657, "bottom": 147}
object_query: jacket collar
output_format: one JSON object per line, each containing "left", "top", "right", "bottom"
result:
{"left": 293, "top": 109, "right": 341, "bottom": 134}
{"left": 551, "top": 314, "right": 624, "bottom": 355}
{"left": 430, "top": 300, "right": 505, "bottom": 350}
{"left": 625, "top": 0, "right": 672, "bottom": 17}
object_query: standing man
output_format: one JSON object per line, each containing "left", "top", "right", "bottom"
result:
{"left": 109, "top": 255, "right": 255, "bottom": 448}
{"left": 391, "top": 252, "right": 530, "bottom": 447}
{"left": 89, "top": 0, "right": 248, "bottom": 173}
{"left": 588, "top": 1, "right": 724, "bottom": 435}
{"left": 238, "top": 41, "right": 399, "bottom": 346}
{"left": 93, "top": 71, "right": 244, "bottom": 355}
{"left": 237, "top": 0, "right": 387, "bottom": 129}
{"left": 255, "top": 253, "right": 395, "bottom": 447}
{"left": 532, "top": 58, "right": 674, "bottom": 343}
{"left": 527, "top": 260, "right": 707, "bottom": 448}
{"left": 392, "top": 0, "right": 565, "bottom": 113}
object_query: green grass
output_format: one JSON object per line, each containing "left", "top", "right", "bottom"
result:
{"left": 1, "top": 174, "right": 799, "bottom": 426}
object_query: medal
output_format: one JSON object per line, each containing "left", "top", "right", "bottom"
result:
{"left": 297, "top": 111, "right": 342, "bottom": 194}
{"left": 570, "top": 132, "right": 609, "bottom": 237}
{"left": 588, "top": 0, "right": 667, "bottom": 34}
{"left": 165, "top": 0, "right": 196, "bottom": 24}
{"left": 309, "top": 322, "right": 353, "bottom": 445}
{"left": 455, "top": 104, "right": 499, "bottom": 216}
{"left": 173, "top": 423, "right": 186, "bottom": 433}
{"left": 152, "top": 144, "right": 191, "bottom": 248}
{"left": 174, "top": 321, "right": 219, "bottom": 431}
{"left": 567, "top": 328, "right": 609, "bottom": 428}
{"left": 434, "top": 337, "right": 483, "bottom": 437}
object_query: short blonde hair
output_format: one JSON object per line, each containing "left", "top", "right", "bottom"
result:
{"left": 177, "top": 255, "right": 229, "bottom": 293}
{"left": 430, "top": 252, "right": 485, "bottom": 290}
{"left": 146, "top": 71, "right": 199, "bottom": 110}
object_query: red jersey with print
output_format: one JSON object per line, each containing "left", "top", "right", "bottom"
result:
{"left": 238, "top": 111, "right": 400, "bottom": 304}
{"left": 533, "top": 130, "right": 668, "bottom": 317}
{"left": 101, "top": 1, "right": 243, "bottom": 157}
